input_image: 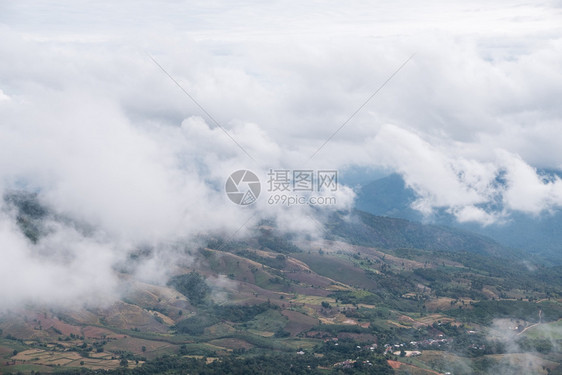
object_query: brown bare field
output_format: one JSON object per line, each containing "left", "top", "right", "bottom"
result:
{"left": 282, "top": 269, "right": 334, "bottom": 289}
{"left": 206, "top": 322, "right": 236, "bottom": 336}
{"left": 0, "top": 320, "right": 49, "bottom": 341}
{"left": 146, "top": 310, "right": 175, "bottom": 325}
{"left": 126, "top": 281, "right": 188, "bottom": 307}
{"left": 318, "top": 312, "right": 359, "bottom": 325}
{"left": 0, "top": 345, "right": 14, "bottom": 357}
{"left": 282, "top": 310, "right": 319, "bottom": 335}
{"left": 415, "top": 314, "right": 452, "bottom": 326}
{"left": 82, "top": 326, "right": 126, "bottom": 339}
{"left": 99, "top": 301, "right": 169, "bottom": 333}
{"left": 104, "top": 336, "right": 176, "bottom": 356}
{"left": 9, "top": 348, "right": 135, "bottom": 370}
{"left": 425, "top": 297, "right": 459, "bottom": 312}
{"left": 247, "top": 329, "right": 275, "bottom": 337}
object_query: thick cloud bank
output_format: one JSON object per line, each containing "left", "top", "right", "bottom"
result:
{"left": 0, "top": 0, "right": 561, "bottom": 307}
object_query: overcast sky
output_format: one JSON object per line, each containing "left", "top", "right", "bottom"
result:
{"left": 1, "top": 0, "right": 561, "bottom": 307}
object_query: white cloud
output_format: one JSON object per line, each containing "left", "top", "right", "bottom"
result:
{"left": 499, "top": 151, "right": 562, "bottom": 215}
{"left": 0, "top": 0, "right": 561, "bottom": 307}
{"left": 0, "top": 212, "right": 120, "bottom": 308}
{"left": 0, "top": 88, "right": 9, "bottom": 101}
{"left": 368, "top": 124, "right": 562, "bottom": 222}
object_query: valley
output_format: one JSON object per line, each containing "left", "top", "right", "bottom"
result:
{"left": 1, "top": 210, "right": 561, "bottom": 374}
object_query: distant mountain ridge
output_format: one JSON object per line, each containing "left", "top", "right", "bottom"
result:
{"left": 326, "top": 209, "right": 517, "bottom": 259}
{"left": 355, "top": 173, "right": 562, "bottom": 264}
{"left": 3, "top": 190, "right": 522, "bottom": 262}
